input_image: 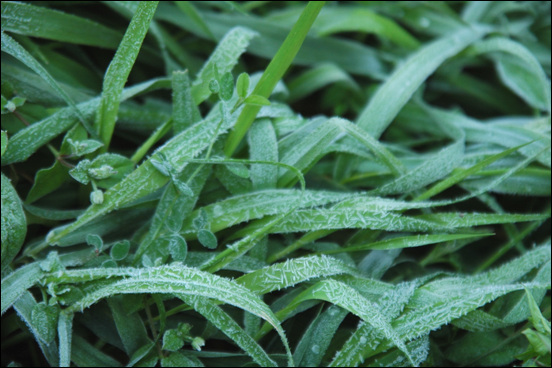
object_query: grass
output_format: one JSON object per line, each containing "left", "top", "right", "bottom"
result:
{"left": 1, "top": 1, "right": 551, "bottom": 367}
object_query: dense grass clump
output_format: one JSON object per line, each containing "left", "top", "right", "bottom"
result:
{"left": 1, "top": 1, "right": 550, "bottom": 367}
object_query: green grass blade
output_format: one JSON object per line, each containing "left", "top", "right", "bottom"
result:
{"left": 415, "top": 141, "right": 535, "bottom": 201}
{"left": 315, "top": 7, "right": 420, "bottom": 49}
{"left": 1, "top": 32, "right": 93, "bottom": 134}
{"left": 71, "top": 335, "right": 122, "bottom": 367}
{"left": 236, "top": 255, "right": 358, "bottom": 294}
{"left": 174, "top": 1, "right": 215, "bottom": 41}
{"left": 336, "top": 117, "right": 405, "bottom": 176}
{"left": 294, "top": 305, "right": 348, "bottom": 367}
{"left": 13, "top": 292, "right": 59, "bottom": 366}
{"left": 224, "top": 1, "right": 326, "bottom": 156}
{"left": 1, "top": 263, "right": 43, "bottom": 315}
{"left": 278, "top": 118, "right": 341, "bottom": 187}
{"left": 356, "top": 26, "right": 486, "bottom": 138}
{"left": 1, "top": 2, "right": 122, "bottom": 48}
{"left": 46, "top": 104, "right": 232, "bottom": 245}
{"left": 177, "top": 294, "right": 277, "bottom": 367}
{"left": 107, "top": 296, "right": 151, "bottom": 357}
{"left": 172, "top": 70, "right": 200, "bottom": 135}
{"left": 319, "top": 233, "right": 493, "bottom": 254}
{"left": 262, "top": 279, "right": 416, "bottom": 366}
{"left": 469, "top": 37, "right": 551, "bottom": 113}
{"left": 95, "top": 2, "right": 158, "bottom": 151}
{"left": 191, "top": 26, "right": 258, "bottom": 105}
{"left": 248, "top": 119, "right": 278, "bottom": 190}
{"left": 287, "top": 63, "right": 359, "bottom": 102}
{"left": 1, "top": 172, "right": 26, "bottom": 273}
{"left": 58, "top": 311, "right": 73, "bottom": 367}
{"left": 61, "top": 265, "right": 294, "bottom": 366}
{"left": 1, "top": 78, "right": 169, "bottom": 165}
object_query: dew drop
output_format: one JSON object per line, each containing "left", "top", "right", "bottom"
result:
{"left": 311, "top": 344, "right": 320, "bottom": 354}
{"left": 213, "top": 204, "right": 223, "bottom": 217}
{"left": 419, "top": 17, "right": 430, "bottom": 28}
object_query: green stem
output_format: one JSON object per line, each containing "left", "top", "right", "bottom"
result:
{"left": 131, "top": 119, "right": 173, "bottom": 164}
{"left": 223, "top": 1, "right": 325, "bottom": 157}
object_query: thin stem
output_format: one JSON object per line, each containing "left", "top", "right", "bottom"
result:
{"left": 223, "top": 1, "right": 325, "bottom": 157}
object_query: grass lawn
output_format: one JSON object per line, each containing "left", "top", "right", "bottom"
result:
{"left": 1, "top": 1, "right": 550, "bottom": 366}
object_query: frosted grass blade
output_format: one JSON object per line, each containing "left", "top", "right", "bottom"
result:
{"left": 58, "top": 311, "right": 73, "bottom": 367}
{"left": 47, "top": 104, "right": 234, "bottom": 245}
{"left": 1, "top": 33, "right": 92, "bottom": 134}
{"left": 261, "top": 279, "right": 416, "bottom": 366}
{"left": 357, "top": 26, "right": 486, "bottom": 138}
{"left": 1, "top": 172, "right": 26, "bottom": 273}
{"left": 2, "top": 263, "right": 43, "bottom": 315}
{"left": 1, "top": 2, "right": 122, "bottom": 48}
{"left": 1, "top": 78, "right": 169, "bottom": 165}
{"left": 224, "top": 1, "right": 326, "bottom": 156}
{"left": 95, "top": 2, "right": 158, "bottom": 150}
{"left": 373, "top": 139, "right": 464, "bottom": 195}
{"left": 287, "top": 63, "right": 360, "bottom": 102}
{"left": 13, "top": 292, "right": 59, "bottom": 366}
{"left": 252, "top": 210, "right": 548, "bottom": 234}
{"left": 315, "top": 7, "right": 420, "bottom": 49}
{"left": 330, "top": 245, "right": 551, "bottom": 366}
{"left": 248, "top": 119, "right": 278, "bottom": 190}
{"left": 172, "top": 70, "right": 200, "bottom": 134}
{"left": 177, "top": 294, "right": 277, "bottom": 367}
{"left": 236, "top": 255, "right": 358, "bottom": 294}
{"left": 415, "top": 141, "right": 535, "bottom": 201}
{"left": 181, "top": 189, "right": 355, "bottom": 235}
{"left": 469, "top": 37, "right": 551, "bottom": 113}
{"left": 191, "top": 27, "right": 258, "bottom": 105}
{"left": 318, "top": 233, "right": 493, "bottom": 254}
{"left": 61, "top": 265, "right": 294, "bottom": 366}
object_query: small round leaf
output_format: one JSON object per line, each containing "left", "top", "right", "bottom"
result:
{"left": 1, "top": 173, "right": 26, "bottom": 272}
{"left": 236, "top": 72, "right": 250, "bottom": 99}
{"left": 162, "top": 329, "right": 185, "bottom": 352}
{"left": 168, "top": 234, "right": 188, "bottom": 262}
{"left": 198, "top": 229, "right": 217, "bottom": 249}
{"left": 31, "top": 302, "right": 59, "bottom": 344}
{"left": 110, "top": 240, "right": 130, "bottom": 261}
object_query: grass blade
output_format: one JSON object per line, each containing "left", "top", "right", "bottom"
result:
{"left": 95, "top": 2, "right": 159, "bottom": 150}
{"left": 1, "top": 263, "right": 43, "bottom": 315}
{"left": 1, "top": 78, "right": 169, "bottom": 165}
{"left": 59, "top": 265, "right": 294, "bottom": 366}
{"left": 1, "top": 2, "right": 122, "bottom": 48}
{"left": 177, "top": 294, "right": 277, "bottom": 367}
{"left": 58, "top": 311, "right": 73, "bottom": 367}
{"left": 357, "top": 26, "right": 486, "bottom": 138}
{"left": 224, "top": 1, "right": 326, "bottom": 156}
{"left": 191, "top": 26, "right": 258, "bottom": 105}
{"left": 1, "top": 33, "right": 92, "bottom": 134}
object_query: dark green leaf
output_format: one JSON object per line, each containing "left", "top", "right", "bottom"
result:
{"left": 1, "top": 173, "right": 27, "bottom": 272}
{"left": 110, "top": 240, "right": 130, "bottom": 261}
{"left": 236, "top": 72, "right": 250, "bottom": 99}
{"left": 198, "top": 229, "right": 218, "bottom": 249}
